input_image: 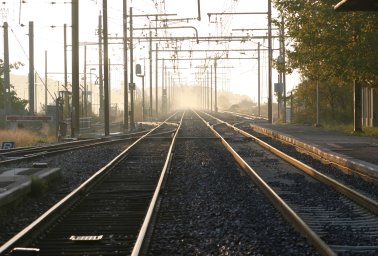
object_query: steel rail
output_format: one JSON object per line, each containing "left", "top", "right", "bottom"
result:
{"left": 0, "top": 138, "right": 99, "bottom": 156}
{"left": 0, "top": 129, "right": 153, "bottom": 157}
{"left": 0, "top": 138, "right": 127, "bottom": 165}
{"left": 220, "top": 110, "right": 268, "bottom": 121}
{"left": 211, "top": 112, "right": 378, "bottom": 215}
{"left": 222, "top": 111, "right": 378, "bottom": 182}
{"left": 0, "top": 112, "right": 180, "bottom": 254}
{"left": 194, "top": 110, "right": 336, "bottom": 256}
{"left": 131, "top": 111, "right": 185, "bottom": 255}
{"left": 0, "top": 130, "right": 157, "bottom": 166}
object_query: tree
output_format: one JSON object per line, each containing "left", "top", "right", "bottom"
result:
{"left": 274, "top": 0, "right": 378, "bottom": 125}
{"left": 0, "top": 59, "right": 28, "bottom": 126}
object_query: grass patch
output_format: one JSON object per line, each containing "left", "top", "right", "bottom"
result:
{"left": 0, "top": 128, "right": 56, "bottom": 147}
{"left": 321, "top": 123, "right": 378, "bottom": 137}
{"left": 360, "top": 127, "right": 378, "bottom": 137}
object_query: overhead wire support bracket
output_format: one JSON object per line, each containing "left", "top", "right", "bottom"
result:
{"left": 151, "top": 17, "right": 198, "bottom": 23}
{"left": 207, "top": 12, "right": 268, "bottom": 21}
{"left": 133, "top": 26, "right": 199, "bottom": 44}
{"left": 130, "top": 13, "right": 177, "bottom": 18}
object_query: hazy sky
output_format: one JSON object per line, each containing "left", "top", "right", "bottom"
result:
{"left": 1, "top": 0, "right": 297, "bottom": 107}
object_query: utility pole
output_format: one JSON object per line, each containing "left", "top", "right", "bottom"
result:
{"left": 64, "top": 24, "right": 68, "bottom": 97}
{"left": 72, "top": 0, "right": 80, "bottom": 136}
{"left": 164, "top": 61, "right": 167, "bottom": 114}
{"left": 210, "top": 65, "right": 213, "bottom": 112}
{"left": 123, "top": 0, "right": 129, "bottom": 131}
{"left": 29, "top": 21, "right": 35, "bottom": 115}
{"left": 214, "top": 59, "right": 218, "bottom": 112}
{"left": 207, "top": 70, "right": 209, "bottom": 111}
{"left": 45, "top": 50, "right": 48, "bottom": 114}
{"left": 141, "top": 68, "right": 145, "bottom": 121}
{"left": 168, "top": 72, "right": 171, "bottom": 112}
{"left": 197, "top": 0, "right": 201, "bottom": 20}
{"left": 149, "top": 31, "right": 153, "bottom": 119}
{"left": 258, "top": 42, "right": 261, "bottom": 116}
{"left": 98, "top": 14, "right": 104, "bottom": 120}
{"left": 171, "top": 75, "right": 176, "bottom": 109}
{"left": 268, "top": 0, "right": 273, "bottom": 123}
{"left": 3, "top": 22, "right": 10, "bottom": 116}
{"left": 136, "top": 62, "right": 145, "bottom": 121}
{"left": 281, "top": 16, "right": 287, "bottom": 123}
{"left": 103, "top": 0, "right": 110, "bottom": 135}
{"left": 83, "top": 45, "right": 87, "bottom": 117}
{"left": 316, "top": 80, "right": 320, "bottom": 126}
{"left": 161, "top": 58, "right": 165, "bottom": 115}
{"left": 129, "top": 7, "right": 135, "bottom": 129}
{"left": 155, "top": 43, "right": 158, "bottom": 117}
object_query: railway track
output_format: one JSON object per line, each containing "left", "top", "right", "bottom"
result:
{"left": 218, "top": 111, "right": 378, "bottom": 200}
{"left": 0, "top": 130, "right": 151, "bottom": 166}
{"left": 199, "top": 111, "right": 378, "bottom": 255}
{"left": 0, "top": 112, "right": 182, "bottom": 255}
{"left": 144, "top": 110, "right": 318, "bottom": 255}
{"left": 1, "top": 110, "right": 377, "bottom": 255}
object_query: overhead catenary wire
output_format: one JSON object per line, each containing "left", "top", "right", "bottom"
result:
{"left": 9, "top": 25, "right": 59, "bottom": 105}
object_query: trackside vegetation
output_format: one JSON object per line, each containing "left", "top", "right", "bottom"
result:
{"left": 274, "top": 0, "right": 378, "bottom": 127}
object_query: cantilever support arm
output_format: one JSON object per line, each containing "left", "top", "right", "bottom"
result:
{"left": 133, "top": 26, "right": 199, "bottom": 44}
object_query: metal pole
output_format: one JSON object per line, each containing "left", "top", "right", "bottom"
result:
{"left": 210, "top": 65, "right": 213, "bottom": 112}
{"left": 123, "top": 0, "right": 129, "bottom": 130}
{"left": 171, "top": 75, "right": 175, "bottom": 110}
{"left": 268, "top": 0, "right": 273, "bottom": 123}
{"left": 84, "top": 45, "right": 87, "bottom": 117}
{"left": 258, "top": 42, "right": 261, "bottom": 116}
{"left": 155, "top": 43, "right": 158, "bottom": 117}
{"left": 89, "top": 72, "right": 93, "bottom": 115}
{"left": 207, "top": 70, "right": 209, "bottom": 110}
{"left": 103, "top": 0, "right": 110, "bottom": 135}
{"left": 197, "top": 0, "right": 201, "bottom": 21}
{"left": 149, "top": 31, "right": 153, "bottom": 119}
{"left": 45, "top": 50, "right": 48, "bottom": 114}
{"left": 35, "top": 72, "right": 37, "bottom": 113}
{"left": 129, "top": 7, "right": 135, "bottom": 129}
{"left": 142, "top": 75, "right": 145, "bottom": 121}
{"left": 3, "top": 22, "right": 10, "bottom": 116}
{"left": 214, "top": 59, "right": 218, "bottom": 112}
{"left": 167, "top": 68, "right": 170, "bottom": 112}
{"left": 202, "top": 75, "right": 205, "bottom": 109}
{"left": 353, "top": 79, "right": 362, "bottom": 132}
{"left": 108, "top": 58, "right": 111, "bottom": 110}
{"left": 72, "top": 0, "right": 80, "bottom": 136}
{"left": 98, "top": 14, "right": 104, "bottom": 119}
{"left": 161, "top": 58, "right": 165, "bottom": 114}
{"left": 316, "top": 79, "right": 320, "bottom": 126}
{"left": 29, "top": 21, "right": 35, "bottom": 115}
{"left": 282, "top": 16, "right": 287, "bottom": 123}
{"left": 64, "top": 24, "right": 68, "bottom": 94}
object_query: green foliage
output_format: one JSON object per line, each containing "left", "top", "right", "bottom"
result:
{"left": 292, "top": 78, "right": 353, "bottom": 124}
{"left": 274, "top": 0, "right": 378, "bottom": 124}
{"left": 274, "top": 0, "right": 378, "bottom": 84}
{"left": 0, "top": 59, "right": 28, "bottom": 126}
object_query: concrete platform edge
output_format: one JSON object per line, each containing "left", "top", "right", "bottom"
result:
{"left": 0, "top": 179, "right": 31, "bottom": 208}
{"left": 0, "top": 168, "right": 61, "bottom": 208}
{"left": 250, "top": 124, "right": 378, "bottom": 179}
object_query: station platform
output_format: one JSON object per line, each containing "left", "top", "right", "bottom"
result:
{"left": 249, "top": 123, "right": 378, "bottom": 179}
{"left": 0, "top": 166, "right": 60, "bottom": 208}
